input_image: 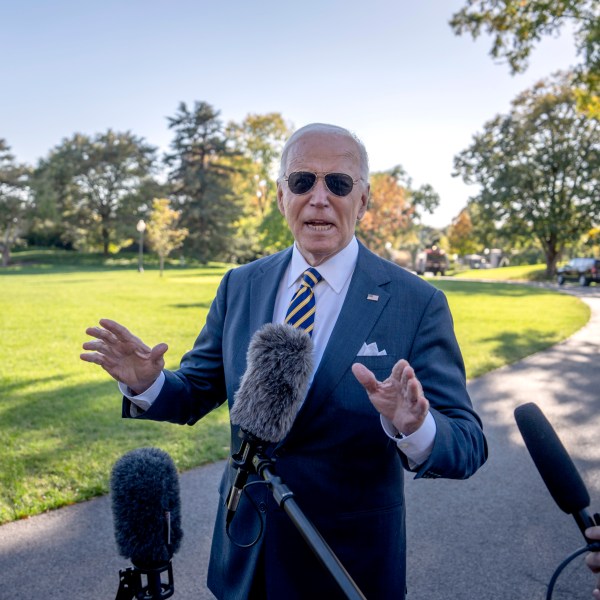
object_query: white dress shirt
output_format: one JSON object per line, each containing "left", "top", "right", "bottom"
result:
{"left": 121, "top": 236, "right": 435, "bottom": 466}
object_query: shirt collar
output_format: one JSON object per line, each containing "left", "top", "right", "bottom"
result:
{"left": 287, "top": 237, "right": 359, "bottom": 294}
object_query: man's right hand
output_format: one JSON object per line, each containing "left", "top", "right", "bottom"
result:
{"left": 80, "top": 318, "right": 168, "bottom": 395}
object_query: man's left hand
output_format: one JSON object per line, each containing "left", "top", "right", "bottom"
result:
{"left": 352, "top": 359, "right": 429, "bottom": 435}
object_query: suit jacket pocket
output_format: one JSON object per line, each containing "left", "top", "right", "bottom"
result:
{"left": 353, "top": 354, "right": 399, "bottom": 377}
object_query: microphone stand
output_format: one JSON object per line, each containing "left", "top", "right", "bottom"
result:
{"left": 115, "top": 562, "right": 174, "bottom": 600}
{"left": 249, "top": 449, "right": 367, "bottom": 600}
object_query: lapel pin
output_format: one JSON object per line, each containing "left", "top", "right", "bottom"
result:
{"left": 367, "top": 294, "right": 379, "bottom": 302}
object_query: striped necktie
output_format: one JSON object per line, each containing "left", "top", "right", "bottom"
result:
{"left": 284, "top": 267, "right": 323, "bottom": 337}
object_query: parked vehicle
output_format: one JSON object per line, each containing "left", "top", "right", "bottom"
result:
{"left": 415, "top": 247, "right": 448, "bottom": 276}
{"left": 557, "top": 257, "right": 600, "bottom": 286}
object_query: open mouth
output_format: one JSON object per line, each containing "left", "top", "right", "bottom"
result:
{"left": 305, "top": 220, "right": 334, "bottom": 231}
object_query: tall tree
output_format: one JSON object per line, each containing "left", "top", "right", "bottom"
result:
{"left": 450, "top": 0, "right": 599, "bottom": 115}
{"left": 31, "top": 131, "right": 157, "bottom": 254}
{"left": 146, "top": 198, "right": 189, "bottom": 276}
{"left": 0, "top": 140, "right": 29, "bottom": 266}
{"left": 227, "top": 113, "right": 293, "bottom": 261}
{"left": 454, "top": 72, "right": 600, "bottom": 275}
{"left": 165, "top": 101, "right": 242, "bottom": 262}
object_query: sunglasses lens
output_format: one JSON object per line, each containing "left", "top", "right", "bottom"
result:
{"left": 325, "top": 173, "right": 354, "bottom": 196}
{"left": 287, "top": 172, "right": 317, "bottom": 194}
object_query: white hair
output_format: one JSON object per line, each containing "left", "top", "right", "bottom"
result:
{"left": 278, "top": 123, "right": 370, "bottom": 181}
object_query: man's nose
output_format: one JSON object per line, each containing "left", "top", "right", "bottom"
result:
{"left": 309, "top": 178, "right": 330, "bottom": 206}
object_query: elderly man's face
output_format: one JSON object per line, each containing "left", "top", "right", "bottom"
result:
{"left": 277, "top": 130, "right": 369, "bottom": 266}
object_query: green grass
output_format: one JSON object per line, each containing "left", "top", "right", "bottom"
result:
{"left": 0, "top": 258, "right": 590, "bottom": 524}
{"left": 451, "top": 263, "right": 550, "bottom": 281}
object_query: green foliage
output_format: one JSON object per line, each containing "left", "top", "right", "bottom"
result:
{"left": 449, "top": 0, "right": 599, "bottom": 113}
{"left": 165, "top": 101, "right": 243, "bottom": 262}
{"left": 146, "top": 198, "right": 189, "bottom": 275}
{"left": 0, "top": 139, "right": 30, "bottom": 266}
{"left": 30, "top": 131, "right": 157, "bottom": 255}
{"left": 454, "top": 72, "right": 600, "bottom": 275}
{"left": 225, "top": 113, "right": 293, "bottom": 262}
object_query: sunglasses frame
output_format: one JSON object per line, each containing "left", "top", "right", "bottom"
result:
{"left": 283, "top": 171, "right": 362, "bottom": 197}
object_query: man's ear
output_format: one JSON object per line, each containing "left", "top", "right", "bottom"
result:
{"left": 357, "top": 183, "right": 370, "bottom": 220}
{"left": 276, "top": 183, "right": 285, "bottom": 216}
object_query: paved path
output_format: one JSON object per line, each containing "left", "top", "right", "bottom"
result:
{"left": 0, "top": 283, "right": 598, "bottom": 600}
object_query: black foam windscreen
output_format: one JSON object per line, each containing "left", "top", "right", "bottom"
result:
{"left": 110, "top": 447, "right": 183, "bottom": 568}
{"left": 514, "top": 402, "right": 590, "bottom": 514}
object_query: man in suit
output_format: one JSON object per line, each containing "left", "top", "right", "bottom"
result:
{"left": 81, "top": 123, "right": 487, "bottom": 599}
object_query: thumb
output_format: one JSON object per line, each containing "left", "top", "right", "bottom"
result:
{"left": 352, "top": 363, "right": 378, "bottom": 394}
{"left": 150, "top": 343, "right": 168, "bottom": 362}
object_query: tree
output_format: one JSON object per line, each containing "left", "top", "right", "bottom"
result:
{"left": 146, "top": 198, "right": 189, "bottom": 276}
{"left": 454, "top": 73, "right": 600, "bottom": 275}
{"left": 226, "top": 113, "right": 293, "bottom": 261}
{"left": 447, "top": 208, "right": 479, "bottom": 256}
{"left": 358, "top": 169, "right": 413, "bottom": 254}
{"left": 0, "top": 140, "right": 29, "bottom": 266}
{"left": 165, "top": 101, "right": 243, "bottom": 262}
{"left": 31, "top": 131, "right": 157, "bottom": 254}
{"left": 358, "top": 166, "right": 440, "bottom": 255}
{"left": 450, "top": 0, "right": 599, "bottom": 115}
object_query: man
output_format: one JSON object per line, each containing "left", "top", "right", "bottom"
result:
{"left": 81, "top": 123, "right": 487, "bottom": 599}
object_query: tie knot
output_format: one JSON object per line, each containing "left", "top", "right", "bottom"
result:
{"left": 301, "top": 267, "right": 322, "bottom": 289}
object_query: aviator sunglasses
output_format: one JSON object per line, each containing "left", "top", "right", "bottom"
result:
{"left": 283, "top": 171, "right": 361, "bottom": 197}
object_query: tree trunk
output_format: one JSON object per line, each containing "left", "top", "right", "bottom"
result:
{"left": 1, "top": 244, "right": 9, "bottom": 267}
{"left": 159, "top": 254, "right": 164, "bottom": 277}
{"left": 102, "top": 225, "right": 110, "bottom": 256}
{"left": 544, "top": 245, "right": 560, "bottom": 277}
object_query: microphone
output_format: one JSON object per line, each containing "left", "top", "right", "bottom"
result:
{"left": 514, "top": 402, "right": 598, "bottom": 539}
{"left": 225, "top": 323, "right": 313, "bottom": 523}
{"left": 110, "top": 447, "right": 183, "bottom": 599}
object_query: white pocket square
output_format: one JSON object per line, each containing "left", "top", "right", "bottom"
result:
{"left": 357, "top": 342, "right": 387, "bottom": 356}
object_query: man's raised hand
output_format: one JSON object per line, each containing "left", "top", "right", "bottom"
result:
{"left": 80, "top": 318, "right": 168, "bottom": 394}
{"left": 352, "top": 359, "right": 429, "bottom": 435}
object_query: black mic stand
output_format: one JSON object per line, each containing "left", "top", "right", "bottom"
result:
{"left": 228, "top": 430, "right": 367, "bottom": 600}
{"left": 115, "top": 562, "right": 174, "bottom": 600}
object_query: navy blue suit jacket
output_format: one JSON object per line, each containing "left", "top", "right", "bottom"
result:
{"left": 125, "top": 243, "right": 487, "bottom": 599}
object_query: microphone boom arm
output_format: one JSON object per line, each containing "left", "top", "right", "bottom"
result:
{"left": 252, "top": 453, "right": 367, "bottom": 600}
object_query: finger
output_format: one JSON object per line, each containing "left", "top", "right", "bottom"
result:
{"left": 352, "top": 363, "right": 379, "bottom": 394}
{"left": 82, "top": 340, "right": 108, "bottom": 353}
{"left": 586, "top": 527, "right": 600, "bottom": 540}
{"left": 85, "top": 326, "right": 118, "bottom": 344}
{"left": 586, "top": 552, "right": 600, "bottom": 572}
{"left": 80, "top": 352, "right": 106, "bottom": 366}
{"left": 98, "top": 318, "right": 135, "bottom": 341}
{"left": 390, "top": 359, "right": 409, "bottom": 382}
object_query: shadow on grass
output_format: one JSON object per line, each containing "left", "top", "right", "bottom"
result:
{"left": 480, "top": 329, "right": 560, "bottom": 367}
{"left": 170, "top": 301, "right": 213, "bottom": 309}
{"left": 0, "top": 376, "right": 230, "bottom": 523}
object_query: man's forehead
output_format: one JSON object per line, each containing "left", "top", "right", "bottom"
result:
{"left": 286, "top": 132, "right": 360, "bottom": 164}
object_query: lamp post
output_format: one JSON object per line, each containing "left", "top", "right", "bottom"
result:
{"left": 136, "top": 219, "right": 146, "bottom": 272}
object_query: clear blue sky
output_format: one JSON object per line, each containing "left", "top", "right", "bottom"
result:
{"left": 1, "top": 0, "right": 577, "bottom": 227}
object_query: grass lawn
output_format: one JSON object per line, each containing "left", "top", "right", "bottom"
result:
{"left": 0, "top": 259, "right": 590, "bottom": 524}
{"left": 452, "top": 263, "right": 550, "bottom": 282}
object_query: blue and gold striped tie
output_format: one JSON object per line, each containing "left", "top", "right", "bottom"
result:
{"left": 284, "top": 268, "right": 323, "bottom": 337}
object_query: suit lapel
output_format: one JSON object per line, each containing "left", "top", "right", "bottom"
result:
{"left": 248, "top": 248, "right": 292, "bottom": 333}
{"left": 290, "top": 245, "right": 392, "bottom": 430}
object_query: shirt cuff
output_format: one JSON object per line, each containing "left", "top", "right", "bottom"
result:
{"left": 380, "top": 411, "right": 436, "bottom": 469}
{"left": 118, "top": 371, "right": 165, "bottom": 415}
